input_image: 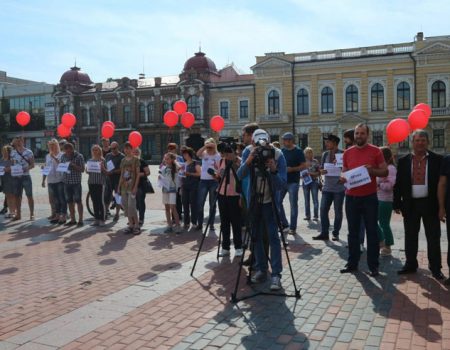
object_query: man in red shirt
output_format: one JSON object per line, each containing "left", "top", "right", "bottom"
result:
{"left": 340, "top": 124, "right": 388, "bottom": 276}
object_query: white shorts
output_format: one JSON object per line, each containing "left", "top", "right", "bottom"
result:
{"left": 162, "top": 192, "right": 177, "bottom": 205}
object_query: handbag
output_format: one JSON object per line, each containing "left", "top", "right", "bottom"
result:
{"left": 142, "top": 177, "right": 155, "bottom": 194}
{"left": 318, "top": 176, "right": 323, "bottom": 192}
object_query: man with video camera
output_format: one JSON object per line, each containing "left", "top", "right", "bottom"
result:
{"left": 237, "top": 129, "right": 287, "bottom": 291}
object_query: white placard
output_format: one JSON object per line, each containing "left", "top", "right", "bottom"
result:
{"left": 11, "top": 165, "right": 23, "bottom": 177}
{"left": 106, "top": 160, "right": 115, "bottom": 172}
{"left": 342, "top": 165, "right": 371, "bottom": 189}
{"left": 114, "top": 193, "right": 122, "bottom": 205}
{"left": 87, "top": 160, "right": 101, "bottom": 173}
{"left": 324, "top": 163, "right": 341, "bottom": 177}
{"left": 301, "top": 169, "right": 312, "bottom": 186}
{"left": 0, "top": 166, "right": 4, "bottom": 176}
{"left": 335, "top": 154, "right": 343, "bottom": 168}
{"left": 178, "top": 163, "right": 186, "bottom": 178}
{"left": 41, "top": 166, "right": 51, "bottom": 176}
{"left": 56, "top": 162, "right": 70, "bottom": 173}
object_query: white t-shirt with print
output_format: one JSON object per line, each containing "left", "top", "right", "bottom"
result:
{"left": 200, "top": 152, "right": 221, "bottom": 180}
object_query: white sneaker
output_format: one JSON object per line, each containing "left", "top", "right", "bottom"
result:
{"left": 235, "top": 248, "right": 243, "bottom": 257}
{"left": 251, "top": 271, "right": 267, "bottom": 284}
{"left": 98, "top": 221, "right": 106, "bottom": 227}
{"left": 90, "top": 220, "right": 99, "bottom": 227}
{"left": 270, "top": 276, "right": 282, "bottom": 291}
{"left": 219, "top": 248, "right": 230, "bottom": 257}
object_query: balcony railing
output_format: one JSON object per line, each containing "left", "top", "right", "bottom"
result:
{"left": 432, "top": 107, "right": 450, "bottom": 116}
{"left": 257, "top": 114, "right": 289, "bottom": 123}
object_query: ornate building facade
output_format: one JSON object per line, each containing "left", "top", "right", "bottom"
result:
{"left": 53, "top": 32, "right": 450, "bottom": 160}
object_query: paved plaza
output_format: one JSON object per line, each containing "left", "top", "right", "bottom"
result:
{"left": 0, "top": 166, "right": 449, "bottom": 350}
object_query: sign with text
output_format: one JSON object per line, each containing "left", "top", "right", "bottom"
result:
{"left": 324, "top": 163, "right": 341, "bottom": 177}
{"left": 342, "top": 166, "right": 371, "bottom": 189}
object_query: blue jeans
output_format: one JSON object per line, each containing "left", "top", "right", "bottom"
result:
{"left": 320, "top": 191, "right": 345, "bottom": 237}
{"left": 303, "top": 181, "right": 319, "bottom": 219}
{"left": 48, "top": 182, "right": 67, "bottom": 215}
{"left": 253, "top": 203, "right": 282, "bottom": 277}
{"left": 345, "top": 194, "right": 379, "bottom": 271}
{"left": 279, "top": 182, "right": 300, "bottom": 230}
{"left": 197, "top": 180, "right": 219, "bottom": 227}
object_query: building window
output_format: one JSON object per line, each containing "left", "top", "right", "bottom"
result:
{"left": 371, "top": 83, "right": 384, "bottom": 112}
{"left": 239, "top": 100, "right": 249, "bottom": 119}
{"left": 102, "top": 106, "right": 109, "bottom": 122}
{"left": 161, "top": 102, "right": 169, "bottom": 116}
{"left": 397, "top": 82, "right": 410, "bottom": 111}
{"left": 321, "top": 87, "right": 333, "bottom": 114}
{"left": 123, "top": 105, "right": 131, "bottom": 124}
{"left": 142, "top": 135, "right": 156, "bottom": 159}
{"left": 89, "top": 107, "right": 96, "bottom": 126}
{"left": 220, "top": 101, "right": 229, "bottom": 118}
{"left": 268, "top": 90, "right": 280, "bottom": 115}
{"left": 432, "top": 80, "right": 446, "bottom": 108}
{"left": 297, "top": 88, "right": 309, "bottom": 115}
{"left": 298, "top": 133, "right": 308, "bottom": 150}
{"left": 81, "top": 108, "right": 88, "bottom": 126}
{"left": 187, "top": 95, "right": 201, "bottom": 116}
{"left": 372, "top": 131, "right": 383, "bottom": 146}
{"left": 110, "top": 105, "right": 117, "bottom": 123}
{"left": 147, "top": 103, "right": 154, "bottom": 122}
{"left": 345, "top": 85, "right": 358, "bottom": 113}
{"left": 433, "top": 129, "right": 445, "bottom": 148}
{"left": 138, "top": 103, "right": 146, "bottom": 123}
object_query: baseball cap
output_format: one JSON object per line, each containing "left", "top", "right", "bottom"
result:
{"left": 323, "top": 134, "right": 340, "bottom": 144}
{"left": 282, "top": 132, "right": 295, "bottom": 140}
{"left": 252, "top": 129, "right": 270, "bottom": 144}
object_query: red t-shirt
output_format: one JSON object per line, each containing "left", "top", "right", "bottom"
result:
{"left": 343, "top": 144, "right": 385, "bottom": 197}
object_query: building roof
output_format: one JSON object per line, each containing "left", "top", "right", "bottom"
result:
{"left": 60, "top": 66, "right": 93, "bottom": 85}
{"left": 183, "top": 51, "right": 218, "bottom": 73}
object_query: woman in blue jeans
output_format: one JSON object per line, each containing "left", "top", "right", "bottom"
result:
{"left": 302, "top": 147, "right": 320, "bottom": 220}
{"left": 195, "top": 138, "right": 221, "bottom": 232}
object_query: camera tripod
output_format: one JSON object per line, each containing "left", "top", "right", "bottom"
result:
{"left": 230, "top": 162, "right": 301, "bottom": 303}
{"left": 190, "top": 159, "right": 238, "bottom": 275}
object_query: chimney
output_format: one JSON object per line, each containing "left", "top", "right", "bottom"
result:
{"left": 154, "top": 77, "right": 162, "bottom": 87}
{"left": 139, "top": 73, "right": 145, "bottom": 80}
{"left": 417, "top": 32, "right": 424, "bottom": 41}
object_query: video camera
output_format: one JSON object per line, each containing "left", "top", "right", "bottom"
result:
{"left": 253, "top": 139, "right": 275, "bottom": 166}
{"left": 217, "top": 141, "right": 237, "bottom": 154}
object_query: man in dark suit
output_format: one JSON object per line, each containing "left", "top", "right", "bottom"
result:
{"left": 393, "top": 129, "right": 444, "bottom": 279}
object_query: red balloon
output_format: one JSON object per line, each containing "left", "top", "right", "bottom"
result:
{"left": 173, "top": 100, "right": 188, "bottom": 115}
{"left": 163, "top": 111, "right": 179, "bottom": 128}
{"left": 181, "top": 112, "right": 195, "bottom": 128}
{"left": 103, "top": 121, "right": 115, "bottom": 130}
{"left": 413, "top": 103, "right": 432, "bottom": 119}
{"left": 102, "top": 125, "right": 115, "bottom": 139}
{"left": 408, "top": 109, "right": 429, "bottom": 130}
{"left": 61, "top": 113, "right": 77, "bottom": 128}
{"left": 16, "top": 111, "right": 31, "bottom": 127}
{"left": 210, "top": 115, "right": 225, "bottom": 132}
{"left": 57, "top": 124, "right": 71, "bottom": 138}
{"left": 386, "top": 118, "right": 410, "bottom": 144}
{"left": 128, "top": 131, "right": 143, "bottom": 148}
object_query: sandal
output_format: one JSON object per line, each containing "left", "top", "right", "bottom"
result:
{"left": 133, "top": 227, "right": 141, "bottom": 235}
{"left": 124, "top": 227, "right": 133, "bottom": 234}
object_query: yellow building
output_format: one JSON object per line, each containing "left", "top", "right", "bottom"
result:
{"left": 211, "top": 32, "right": 450, "bottom": 154}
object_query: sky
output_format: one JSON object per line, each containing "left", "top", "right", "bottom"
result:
{"left": 1, "top": 0, "right": 450, "bottom": 84}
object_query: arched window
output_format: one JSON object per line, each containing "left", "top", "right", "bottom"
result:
{"left": 187, "top": 95, "right": 200, "bottom": 116}
{"left": 89, "top": 107, "right": 96, "bottom": 126}
{"left": 345, "top": 85, "right": 358, "bottom": 112}
{"left": 147, "top": 102, "right": 154, "bottom": 122}
{"left": 397, "top": 82, "right": 410, "bottom": 111}
{"left": 432, "top": 80, "right": 446, "bottom": 108}
{"left": 138, "top": 103, "right": 146, "bottom": 123}
{"left": 81, "top": 108, "right": 88, "bottom": 126}
{"left": 110, "top": 105, "right": 117, "bottom": 123}
{"left": 102, "top": 106, "right": 109, "bottom": 122}
{"left": 371, "top": 83, "right": 384, "bottom": 112}
{"left": 321, "top": 87, "right": 333, "bottom": 113}
{"left": 296, "top": 88, "right": 309, "bottom": 115}
{"left": 268, "top": 90, "right": 280, "bottom": 115}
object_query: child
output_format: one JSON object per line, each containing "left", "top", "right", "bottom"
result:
{"left": 160, "top": 152, "right": 181, "bottom": 233}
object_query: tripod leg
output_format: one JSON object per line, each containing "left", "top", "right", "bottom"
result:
{"left": 231, "top": 227, "right": 252, "bottom": 303}
{"left": 216, "top": 227, "right": 222, "bottom": 261}
{"left": 190, "top": 219, "right": 211, "bottom": 277}
{"left": 279, "top": 229, "right": 301, "bottom": 298}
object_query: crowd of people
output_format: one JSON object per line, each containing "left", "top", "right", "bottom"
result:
{"left": 1, "top": 122, "right": 450, "bottom": 290}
